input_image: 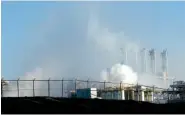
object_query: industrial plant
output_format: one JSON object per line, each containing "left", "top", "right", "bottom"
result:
{"left": 70, "top": 80, "right": 185, "bottom": 104}
{"left": 1, "top": 48, "right": 185, "bottom": 104}
{"left": 2, "top": 47, "right": 185, "bottom": 114}
{"left": 65, "top": 48, "right": 185, "bottom": 104}
{"left": 162, "top": 81, "right": 185, "bottom": 103}
{"left": 120, "top": 48, "right": 174, "bottom": 87}
{"left": 74, "top": 84, "right": 156, "bottom": 102}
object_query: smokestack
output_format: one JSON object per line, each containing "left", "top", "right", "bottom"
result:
{"left": 107, "top": 68, "right": 111, "bottom": 79}
{"left": 120, "top": 48, "right": 128, "bottom": 65}
{"left": 160, "top": 49, "right": 169, "bottom": 88}
{"left": 141, "top": 48, "right": 147, "bottom": 73}
{"left": 149, "top": 49, "right": 156, "bottom": 74}
{"left": 161, "top": 49, "right": 168, "bottom": 74}
{"left": 135, "top": 51, "right": 138, "bottom": 72}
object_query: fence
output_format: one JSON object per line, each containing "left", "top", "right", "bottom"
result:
{"left": 1, "top": 79, "right": 166, "bottom": 102}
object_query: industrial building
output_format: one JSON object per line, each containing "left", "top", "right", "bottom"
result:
{"left": 163, "top": 80, "right": 185, "bottom": 103}
{"left": 72, "top": 85, "right": 155, "bottom": 102}
{"left": 99, "top": 85, "right": 154, "bottom": 102}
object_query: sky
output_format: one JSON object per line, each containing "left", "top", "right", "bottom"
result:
{"left": 2, "top": 1, "right": 185, "bottom": 83}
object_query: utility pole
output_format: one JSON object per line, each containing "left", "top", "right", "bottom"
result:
{"left": 33, "top": 78, "right": 36, "bottom": 97}
{"left": 1, "top": 78, "right": 4, "bottom": 97}
{"left": 17, "top": 78, "right": 20, "bottom": 97}
{"left": 61, "top": 78, "right": 64, "bottom": 97}
{"left": 104, "top": 80, "right": 106, "bottom": 90}
{"left": 87, "top": 78, "right": 89, "bottom": 89}
{"left": 75, "top": 78, "right": 77, "bottom": 93}
{"left": 48, "top": 78, "right": 50, "bottom": 97}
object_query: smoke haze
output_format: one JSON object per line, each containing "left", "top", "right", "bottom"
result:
{"left": 2, "top": 3, "right": 185, "bottom": 96}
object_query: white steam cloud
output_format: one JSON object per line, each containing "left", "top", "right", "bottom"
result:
{"left": 3, "top": 3, "right": 184, "bottom": 97}
{"left": 101, "top": 63, "right": 138, "bottom": 84}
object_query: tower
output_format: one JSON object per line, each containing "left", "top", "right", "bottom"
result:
{"left": 141, "top": 48, "right": 147, "bottom": 73}
{"left": 160, "top": 49, "right": 168, "bottom": 88}
{"left": 161, "top": 49, "right": 168, "bottom": 75}
{"left": 149, "top": 49, "right": 156, "bottom": 74}
{"left": 135, "top": 50, "right": 138, "bottom": 72}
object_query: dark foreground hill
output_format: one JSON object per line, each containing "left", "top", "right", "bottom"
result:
{"left": 2, "top": 97, "right": 185, "bottom": 114}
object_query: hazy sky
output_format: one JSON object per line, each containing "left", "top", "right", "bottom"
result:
{"left": 2, "top": 1, "right": 185, "bottom": 81}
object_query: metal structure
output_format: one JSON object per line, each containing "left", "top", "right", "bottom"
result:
{"left": 119, "top": 48, "right": 171, "bottom": 80}
{"left": 1, "top": 78, "right": 166, "bottom": 103}
{"left": 106, "top": 68, "right": 111, "bottom": 79}
{"left": 158, "top": 76, "right": 175, "bottom": 89}
{"left": 163, "top": 80, "right": 185, "bottom": 103}
{"left": 140, "top": 48, "right": 148, "bottom": 73}
{"left": 120, "top": 48, "right": 128, "bottom": 65}
{"left": 99, "top": 84, "right": 155, "bottom": 102}
{"left": 161, "top": 49, "right": 168, "bottom": 74}
{"left": 149, "top": 49, "right": 156, "bottom": 74}
{"left": 134, "top": 51, "right": 138, "bottom": 72}
{"left": 160, "top": 49, "right": 168, "bottom": 87}
{"left": 120, "top": 47, "right": 169, "bottom": 76}
{"left": 156, "top": 49, "right": 174, "bottom": 89}
{"left": 1, "top": 78, "right": 8, "bottom": 97}
{"left": 120, "top": 48, "right": 138, "bottom": 72}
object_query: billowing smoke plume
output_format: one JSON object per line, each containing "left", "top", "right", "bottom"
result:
{"left": 3, "top": 5, "right": 142, "bottom": 96}
{"left": 101, "top": 63, "right": 138, "bottom": 84}
{"left": 3, "top": 3, "right": 184, "bottom": 97}
{"left": 3, "top": 68, "right": 42, "bottom": 97}
{"left": 3, "top": 67, "right": 75, "bottom": 97}
{"left": 3, "top": 68, "right": 48, "bottom": 97}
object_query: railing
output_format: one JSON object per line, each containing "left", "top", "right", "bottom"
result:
{"left": 1, "top": 78, "right": 166, "bottom": 102}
